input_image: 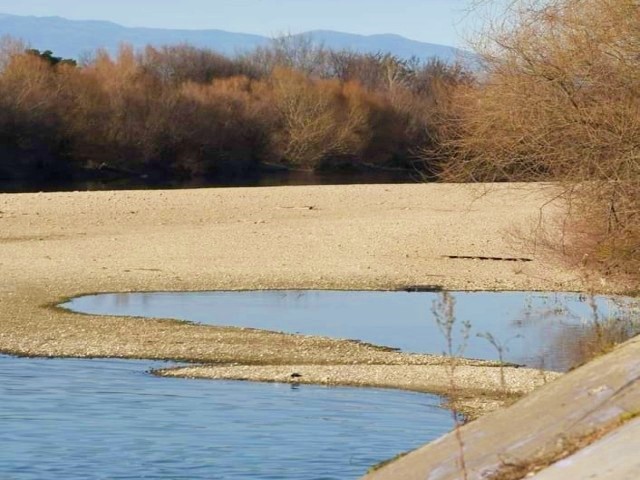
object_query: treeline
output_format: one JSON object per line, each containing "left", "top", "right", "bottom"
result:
{"left": 0, "top": 36, "right": 471, "bottom": 184}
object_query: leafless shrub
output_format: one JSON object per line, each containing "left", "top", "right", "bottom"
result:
{"left": 241, "top": 34, "right": 331, "bottom": 78}
{"left": 139, "top": 44, "right": 255, "bottom": 85}
{"left": 438, "top": 0, "right": 640, "bottom": 281}
{"left": 0, "top": 36, "right": 27, "bottom": 72}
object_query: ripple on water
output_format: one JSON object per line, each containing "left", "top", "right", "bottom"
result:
{"left": 0, "top": 356, "right": 453, "bottom": 480}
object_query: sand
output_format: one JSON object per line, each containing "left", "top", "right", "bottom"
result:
{"left": 1, "top": 183, "right": 601, "bottom": 415}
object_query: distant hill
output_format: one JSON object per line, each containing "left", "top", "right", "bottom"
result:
{"left": 0, "top": 13, "right": 469, "bottom": 63}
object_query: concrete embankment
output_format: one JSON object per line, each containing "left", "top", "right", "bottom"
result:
{"left": 363, "top": 334, "right": 640, "bottom": 479}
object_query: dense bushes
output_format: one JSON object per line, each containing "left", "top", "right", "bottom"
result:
{"left": 0, "top": 51, "right": 73, "bottom": 180}
{"left": 0, "top": 37, "right": 469, "bottom": 183}
{"left": 439, "top": 0, "right": 640, "bottom": 280}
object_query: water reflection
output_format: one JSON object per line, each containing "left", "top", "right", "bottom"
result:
{"left": 62, "top": 291, "right": 639, "bottom": 371}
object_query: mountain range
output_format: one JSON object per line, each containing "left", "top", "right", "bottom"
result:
{"left": 0, "top": 13, "right": 468, "bottom": 62}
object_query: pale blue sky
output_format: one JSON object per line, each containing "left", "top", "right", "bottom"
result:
{"left": 0, "top": 0, "right": 480, "bottom": 46}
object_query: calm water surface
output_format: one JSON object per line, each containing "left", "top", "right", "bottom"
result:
{"left": 0, "top": 356, "right": 452, "bottom": 480}
{"left": 63, "top": 290, "right": 635, "bottom": 371}
{"left": 7, "top": 290, "right": 633, "bottom": 479}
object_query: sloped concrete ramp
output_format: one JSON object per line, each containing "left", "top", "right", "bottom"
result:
{"left": 363, "top": 336, "right": 640, "bottom": 480}
{"left": 531, "top": 417, "right": 640, "bottom": 480}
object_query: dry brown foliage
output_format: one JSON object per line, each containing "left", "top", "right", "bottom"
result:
{"left": 265, "top": 68, "right": 408, "bottom": 168}
{"left": 440, "top": 0, "right": 640, "bottom": 281}
{"left": 0, "top": 39, "right": 469, "bottom": 183}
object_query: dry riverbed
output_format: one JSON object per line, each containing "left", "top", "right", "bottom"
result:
{"left": 0, "top": 183, "right": 602, "bottom": 416}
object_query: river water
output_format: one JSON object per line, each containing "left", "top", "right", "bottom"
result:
{"left": 3, "top": 289, "right": 635, "bottom": 479}
{"left": 0, "top": 356, "right": 452, "bottom": 480}
{"left": 63, "top": 290, "right": 635, "bottom": 371}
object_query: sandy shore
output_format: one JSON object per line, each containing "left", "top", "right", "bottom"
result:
{"left": 0, "top": 183, "right": 600, "bottom": 415}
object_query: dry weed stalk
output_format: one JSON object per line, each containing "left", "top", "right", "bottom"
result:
{"left": 432, "top": 292, "right": 471, "bottom": 480}
{"left": 477, "top": 332, "right": 521, "bottom": 394}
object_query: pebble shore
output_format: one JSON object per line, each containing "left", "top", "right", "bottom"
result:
{"left": 0, "top": 183, "right": 598, "bottom": 416}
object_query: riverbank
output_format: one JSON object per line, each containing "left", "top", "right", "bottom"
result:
{"left": 0, "top": 183, "right": 606, "bottom": 417}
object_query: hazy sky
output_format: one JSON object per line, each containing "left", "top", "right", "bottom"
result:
{"left": 0, "top": 0, "right": 480, "bottom": 46}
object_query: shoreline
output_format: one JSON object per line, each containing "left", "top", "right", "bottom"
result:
{"left": 0, "top": 183, "right": 615, "bottom": 418}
